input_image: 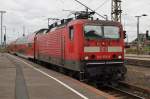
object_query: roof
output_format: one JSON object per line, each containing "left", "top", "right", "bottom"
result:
{"left": 68, "top": 19, "right": 122, "bottom": 26}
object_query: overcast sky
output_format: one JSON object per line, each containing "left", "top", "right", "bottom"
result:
{"left": 0, "top": 0, "right": 150, "bottom": 43}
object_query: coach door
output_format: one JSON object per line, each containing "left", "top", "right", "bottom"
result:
{"left": 68, "top": 26, "right": 74, "bottom": 58}
{"left": 61, "top": 34, "right": 65, "bottom": 65}
{"left": 34, "top": 35, "right": 39, "bottom": 60}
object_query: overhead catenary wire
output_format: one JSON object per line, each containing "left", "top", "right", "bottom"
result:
{"left": 95, "top": 0, "right": 110, "bottom": 11}
{"left": 57, "top": 0, "right": 64, "bottom": 4}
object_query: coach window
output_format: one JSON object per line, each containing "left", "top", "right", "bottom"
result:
{"left": 69, "top": 26, "right": 74, "bottom": 40}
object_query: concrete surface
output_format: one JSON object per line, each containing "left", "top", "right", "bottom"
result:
{"left": 125, "top": 54, "right": 150, "bottom": 61}
{"left": 0, "top": 53, "right": 115, "bottom": 99}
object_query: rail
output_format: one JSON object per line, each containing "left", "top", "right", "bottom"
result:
{"left": 98, "top": 81, "right": 150, "bottom": 99}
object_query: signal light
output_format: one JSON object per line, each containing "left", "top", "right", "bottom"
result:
{"left": 123, "top": 30, "right": 126, "bottom": 39}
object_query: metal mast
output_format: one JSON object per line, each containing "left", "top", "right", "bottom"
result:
{"left": 111, "top": 0, "right": 122, "bottom": 22}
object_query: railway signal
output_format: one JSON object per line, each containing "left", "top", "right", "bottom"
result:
{"left": 123, "top": 30, "right": 126, "bottom": 39}
{"left": 146, "top": 30, "right": 149, "bottom": 40}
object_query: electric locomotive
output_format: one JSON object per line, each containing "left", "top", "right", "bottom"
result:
{"left": 8, "top": 11, "right": 127, "bottom": 83}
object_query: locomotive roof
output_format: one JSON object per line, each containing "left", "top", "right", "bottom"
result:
{"left": 11, "top": 19, "right": 122, "bottom": 45}
{"left": 47, "top": 19, "right": 122, "bottom": 31}
{"left": 68, "top": 19, "right": 121, "bottom": 26}
{"left": 45, "top": 19, "right": 122, "bottom": 33}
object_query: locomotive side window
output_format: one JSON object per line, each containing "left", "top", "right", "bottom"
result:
{"left": 69, "top": 26, "right": 74, "bottom": 40}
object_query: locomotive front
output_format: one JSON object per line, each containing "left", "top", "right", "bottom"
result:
{"left": 80, "top": 20, "right": 127, "bottom": 82}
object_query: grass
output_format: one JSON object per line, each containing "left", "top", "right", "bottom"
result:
{"left": 144, "top": 46, "right": 150, "bottom": 52}
{"left": 0, "top": 48, "right": 7, "bottom": 53}
{"left": 126, "top": 48, "right": 137, "bottom": 54}
{"left": 126, "top": 46, "right": 150, "bottom": 55}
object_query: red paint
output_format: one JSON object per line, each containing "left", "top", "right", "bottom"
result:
{"left": 8, "top": 19, "right": 125, "bottom": 62}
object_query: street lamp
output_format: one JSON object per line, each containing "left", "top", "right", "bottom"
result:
{"left": 135, "top": 14, "right": 148, "bottom": 55}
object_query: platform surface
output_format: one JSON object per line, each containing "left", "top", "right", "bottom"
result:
{"left": 0, "top": 53, "right": 115, "bottom": 99}
{"left": 125, "top": 54, "right": 150, "bottom": 61}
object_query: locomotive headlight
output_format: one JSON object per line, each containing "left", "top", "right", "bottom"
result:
{"left": 84, "top": 56, "right": 89, "bottom": 60}
{"left": 118, "top": 55, "right": 122, "bottom": 59}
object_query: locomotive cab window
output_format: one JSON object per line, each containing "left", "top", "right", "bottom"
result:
{"left": 104, "top": 26, "right": 120, "bottom": 39}
{"left": 84, "top": 25, "right": 120, "bottom": 39}
{"left": 84, "top": 25, "right": 103, "bottom": 39}
{"left": 69, "top": 26, "right": 74, "bottom": 40}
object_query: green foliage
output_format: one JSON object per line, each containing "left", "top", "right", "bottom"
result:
{"left": 144, "top": 46, "right": 150, "bottom": 52}
{"left": 126, "top": 46, "right": 150, "bottom": 54}
{"left": 0, "top": 48, "right": 7, "bottom": 53}
{"left": 126, "top": 48, "right": 137, "bottom": 54}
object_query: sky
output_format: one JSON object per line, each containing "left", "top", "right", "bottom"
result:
{"left": 0, "top": 0, "right": 150, "bottom": 43}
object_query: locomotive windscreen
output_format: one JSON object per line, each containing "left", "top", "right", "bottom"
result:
{"left": 84, "top": 25, "right": 120, "bottom": 39}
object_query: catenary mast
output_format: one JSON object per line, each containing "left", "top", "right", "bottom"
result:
{"left": 111, "top": 0, "right": 122, "bottom": 22}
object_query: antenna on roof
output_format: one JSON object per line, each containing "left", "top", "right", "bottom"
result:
{"left": 73, "top": 0, "right": 106, "bottom": 20}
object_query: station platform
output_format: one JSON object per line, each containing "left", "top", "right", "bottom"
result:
{"left": 125, "top": 54, "right": 150, "bottom": 61}
{"left": 0, "top": 53, "right": 115, "bottom": 99}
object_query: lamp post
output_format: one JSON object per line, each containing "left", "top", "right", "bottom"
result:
{"left": 135, "top": 14, "right": 147, "bottom": 55}
{"left": 0, "top": 11, "right": 6, "bottom": 48}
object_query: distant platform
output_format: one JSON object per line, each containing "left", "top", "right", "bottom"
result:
{"left": 125, "top": 54, "right": 150, "bottom": 67}
{"left": 125, "top": 54, "right": 150, "bottom": 61}
{"left": 0, "top": 53, "right": 115, "bottom": 99}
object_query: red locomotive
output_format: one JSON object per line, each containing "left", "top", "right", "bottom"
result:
{"left": 8, "top": 11, "right": 127, "bottom": 84}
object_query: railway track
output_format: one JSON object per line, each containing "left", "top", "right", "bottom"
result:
{"left": 104, "top": 86, "right": 145, "bottom": 99}
{"left": 118, "top": 82, "right": 150, "bottom": 99}
{"left": 97, "top": 82, "right": 150, "bottom": 99}
{"left": 125, "top": 59, "right": 150, "bottom": 68}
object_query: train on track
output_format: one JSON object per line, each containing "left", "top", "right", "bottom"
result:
{"left": 8, "top": 11, "right": 127, "bottom": 84}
